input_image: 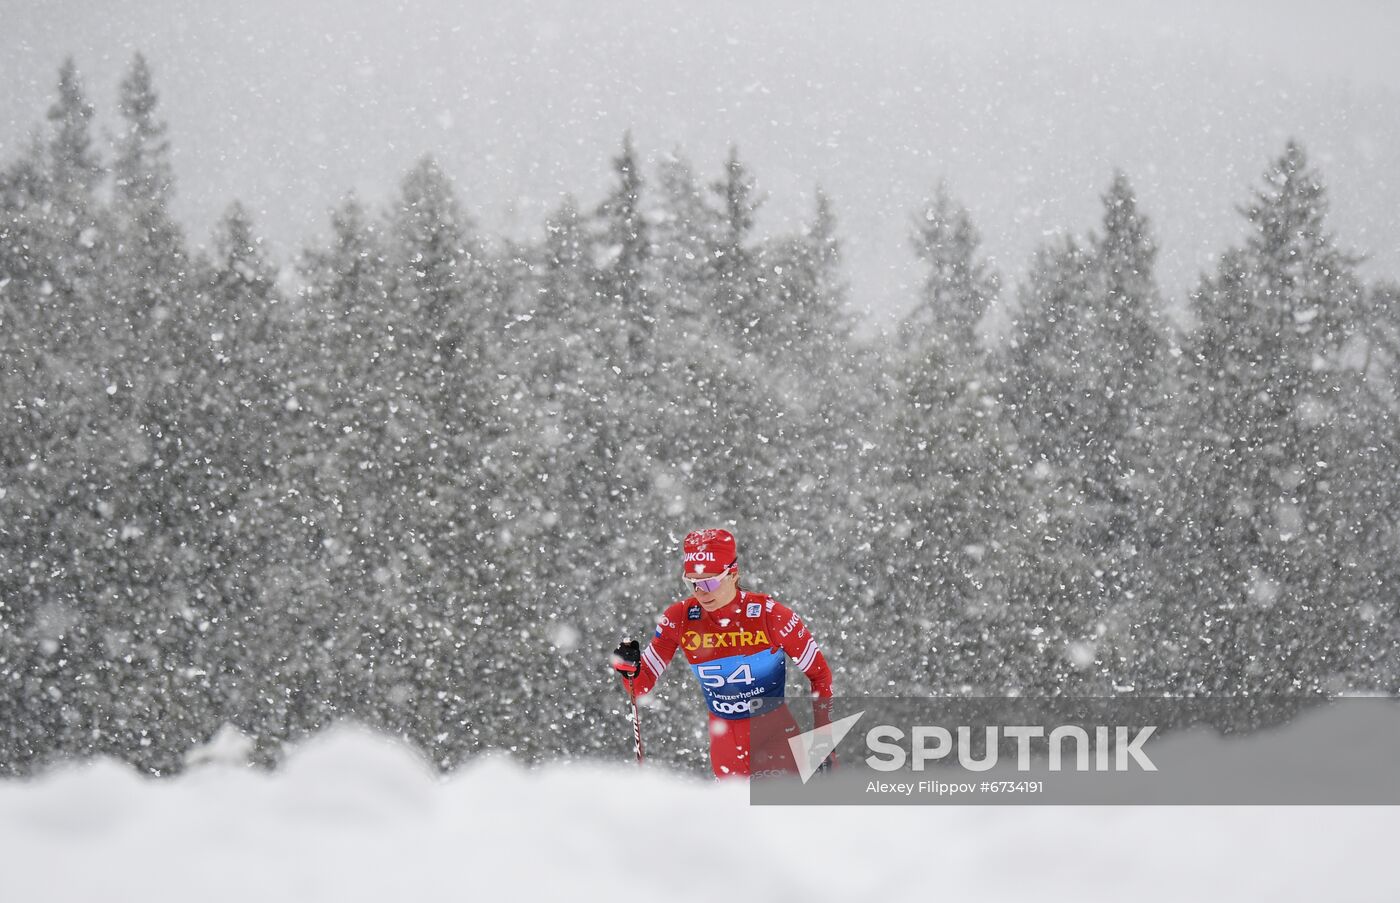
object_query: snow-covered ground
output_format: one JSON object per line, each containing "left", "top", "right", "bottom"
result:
{"left": 3, "top": 710, "right": 1397, "bottom": 902}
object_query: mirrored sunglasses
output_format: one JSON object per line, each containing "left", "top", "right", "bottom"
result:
{"left": 682, "top": 566, "right": 734, "bottom": 594}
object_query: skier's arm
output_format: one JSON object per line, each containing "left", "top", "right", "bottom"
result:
{"left": 626, "top": 609, "right": 682, "bottom": 698}
{"left": 767, "top": 601, "right": 834, "bottom": 726}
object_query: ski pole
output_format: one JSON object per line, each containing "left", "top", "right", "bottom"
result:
{"left": 611, "top": 639, "right": 646, "bottom": 764}
{"left": 625, "top": 677, "right": 645, "bottom": 764}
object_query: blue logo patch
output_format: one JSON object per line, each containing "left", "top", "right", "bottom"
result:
{"left": 746, "top": 602, "right": 762, "bottom": 617}
{"left": 688, "top": 605, "right": 702, "bottom": 620}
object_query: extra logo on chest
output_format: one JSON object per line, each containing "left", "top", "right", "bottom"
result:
{"left": 681, "top": 600, "right": 771, "bottom": 653}
{"left": 681, "top": 626, "right": 771, "bottom": 652}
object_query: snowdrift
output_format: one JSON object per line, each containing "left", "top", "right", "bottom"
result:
{"left": 2, "top": 709, "right": 1397, "bottom": 902}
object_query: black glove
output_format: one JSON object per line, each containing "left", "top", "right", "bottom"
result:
{"left": 611, "top": 639, "right": 641, "bottom": 681}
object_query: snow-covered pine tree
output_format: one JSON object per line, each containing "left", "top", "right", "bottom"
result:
{"left": 378, "top": 156, "right": 500, "bottom": 766}
{"left": 290, "top": 194, "right": 400, "bottom": 733}
{"left": 762, "top": 188, "right": 852, "bottom": 375}
{"left": 709, "top": 146, "right": 766, "bottom": 354}
{"left": 1073, "top": 172, "right": 1173, "bottom": 692}
{"left": 191, "top": 203, "right": 328, "bottom": 764}
{"left": 594, "top": 133, "right": 654, "bottom": 374}
{"left": 586, "top": 136, "right": 654, "bottom": 527}
{"left": 995, "top": 236, "right": 1114, "bottom": 693}
{"left": 112, "top": 53, "right": 185, "bottom": 340}
{"left": 903, "top": 182, "right": 998, "bottom": 358}
{"left": 1174, "top": 141, "right": 1366, "bottom": 692}
{"left": 499, "top": 194, "right": 616, "bottom": 760}
{"left": 1344, "top": 279, "right": 1400, "bottom": 686}
{"left": 887, "top": 184, "right": 1015, "bottom": 693}
{"left": 73, "top": 54, "right": 210, "bottom": 772}
{"left": 42, "top": 58, "right": 109, "bottom": 360}
{"left": 0, "top": 113, "right": 79, "bottom": 774}
{"left": 735, "top": 189, "right": 858, "bottom": 678}
{"left": 987, "top": 171, "right": 1176, "bottom": 695}
{"left": 651, "top": 151, "right": 721, "bottom": 309}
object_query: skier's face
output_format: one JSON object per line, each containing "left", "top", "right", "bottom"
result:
{"left": 686, "top": 568, "right": 739, "bottom": 610}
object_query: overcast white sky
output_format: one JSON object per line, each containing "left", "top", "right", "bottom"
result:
{"left": 4, "top": 0, "right": 1398, "bottom": 330}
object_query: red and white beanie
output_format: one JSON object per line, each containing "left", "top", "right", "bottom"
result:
{"left": 682, "top": 529, "right": 737, "bottom": 576}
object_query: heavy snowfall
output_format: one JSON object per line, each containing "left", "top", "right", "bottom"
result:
{"left": 2, "top": 1, "right": 1400, "bottom": 895}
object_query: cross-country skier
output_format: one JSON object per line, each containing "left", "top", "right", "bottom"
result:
{"left": 611, "top": 528, "right": 834, "bottom": 778}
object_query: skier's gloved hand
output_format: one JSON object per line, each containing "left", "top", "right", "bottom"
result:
{"left": 611, "top": 639, "right": 642, "bottom": 681}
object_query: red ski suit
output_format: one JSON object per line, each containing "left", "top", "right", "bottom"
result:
{"left": 627, "top": 589, "right": 833, "bottom": 778}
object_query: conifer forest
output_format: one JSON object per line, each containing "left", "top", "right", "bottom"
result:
{"left": 4, "top": 54, "right": 1400, "bottom": 776}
